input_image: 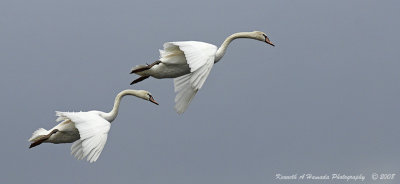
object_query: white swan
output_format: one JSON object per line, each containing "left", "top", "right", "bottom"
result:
{"left": 28, "top": 89, "right": 158, "bottom": 163}
{"left": 130, "top": 31, "right": 274, "bottom": 114}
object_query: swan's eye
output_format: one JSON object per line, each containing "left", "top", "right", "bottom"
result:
{"left": 148, "top": 94, "right": 153, "bottom": 98}
{"left": 263, "top": 34, "right": 267, "bottom": 39}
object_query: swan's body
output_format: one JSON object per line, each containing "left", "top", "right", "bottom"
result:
{"left": 130, "top": 31, "right": 274, "bottom": 114}
{"left": 28, "top": 89, "right": 158, "bottom": 163}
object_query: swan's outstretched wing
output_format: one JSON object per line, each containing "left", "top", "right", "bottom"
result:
{"left": 56, "top": 111, "right": 110, "bottom": 163}
{"left": 161, "top": 41, "right": 217, "bottom": 113}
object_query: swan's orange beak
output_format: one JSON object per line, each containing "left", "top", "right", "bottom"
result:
{"left": 149, "top": 96, "right": 159, "bottom": 105}
{"left": 265, "top": 36, "right": 275, "bottom": 47}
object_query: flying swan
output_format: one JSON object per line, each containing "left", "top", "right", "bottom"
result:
{"left": 130, "top": 31, "right": 274, "bottom": 114}
{"left": 28, "top": 89, "right": 158, "bottom": 163}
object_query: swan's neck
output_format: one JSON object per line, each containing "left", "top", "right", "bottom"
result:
{"left": 215, "top": 32, "right": 255, "bottom": 63}
{"left": 103, "top": 90, "right": 142, "bottom": 122}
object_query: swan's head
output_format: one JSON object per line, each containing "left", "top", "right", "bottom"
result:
{"left": 251, "top": 31, "right": 275, "bottom": 47}
{"left": 136, "top": 90, "right": 159, "bottom": 105}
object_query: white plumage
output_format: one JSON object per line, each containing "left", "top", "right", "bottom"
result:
{"left": 56, "top": 111, "right": 110, "bottom": 163}
{"left": 170, "top": 42, "right": 217, "bottom": 113}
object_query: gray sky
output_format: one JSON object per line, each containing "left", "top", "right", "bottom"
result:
{"left": 1, "top": 0, "right": 400, "bottom": 183}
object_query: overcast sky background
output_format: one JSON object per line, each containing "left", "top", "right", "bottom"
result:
{"left": 1, "top": 0, "right": 399, "bottom": 183}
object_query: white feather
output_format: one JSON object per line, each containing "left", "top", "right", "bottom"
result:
{"left": 57, "top": 111, "right": 111, "bottom": 163}
{"left": 168, "top": 42, "right": 217, "bottom": 113}
{"left": 28, "top": 128, "right": 49, "bottom": 142}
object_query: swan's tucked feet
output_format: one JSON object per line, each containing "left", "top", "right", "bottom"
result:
{"left": 29, "top": 129, "right": 59, "bottom": 149}
{"left": 130, "top": 60, "right": 161, "bottom": 74}
{"left": 130, "top": 76, "right": 150, "bottom": 85}
{"left": 148, "top": 60, "right": 161, "bottom": 66}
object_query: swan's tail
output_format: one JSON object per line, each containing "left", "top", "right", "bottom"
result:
{"left": 130, "top": 64, "right": 151, "bottom": 75}
{"left": 28, "top": 128, "right": 52, "bottom": 148}
{"left": 130, "top": 60, "right": 161, "bottom": 75}
{"left": 29, "top": 128, "right": 49, "bottom": 142}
